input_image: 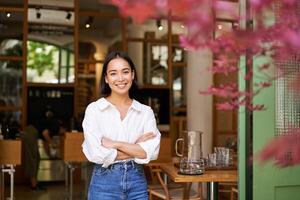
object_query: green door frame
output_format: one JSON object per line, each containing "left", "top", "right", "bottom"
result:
{"left": 238, "top": 0, "right": 253, "bottom": 199}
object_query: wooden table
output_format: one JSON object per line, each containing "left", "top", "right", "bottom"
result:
{"left": 0, "top": 140, "right": 22, "bottom": 200}
{"left": 160, "top": 163, "right": 238, "bottom": 200}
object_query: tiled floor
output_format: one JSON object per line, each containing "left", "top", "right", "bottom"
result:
{"left": 4, "top": 182, "right": 87, "bottom": 200}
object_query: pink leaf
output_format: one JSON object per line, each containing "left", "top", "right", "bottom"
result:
{"left": 109, "top": 0, "right": 156, "bottom": 24}
{"left": 258, "top": 129, "right": 300, "bottom": 167}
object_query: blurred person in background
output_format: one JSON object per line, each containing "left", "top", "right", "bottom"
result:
{"left": 21, "top": 125, "right": 46, "bottom": 191}
{"left": 37, "top": 107, "right": 66, "bottom": 158}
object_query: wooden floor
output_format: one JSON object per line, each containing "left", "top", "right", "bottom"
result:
{"left": 3, "top": 182, "right": 87, "bottom": 200}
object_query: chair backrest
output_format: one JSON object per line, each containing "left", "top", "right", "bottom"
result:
{"left": 154, "top": 136, "right": 173, "bottom": 163}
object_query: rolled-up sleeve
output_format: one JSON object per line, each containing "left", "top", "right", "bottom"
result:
{"left": 134, "top": 108, "right": 161, "bottom": 164}
{"left": 82, "top": 103, "right": 117, "bottom": 167}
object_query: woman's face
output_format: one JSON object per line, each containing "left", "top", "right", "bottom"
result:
{"left": 105, "top": 57, "right": 134, "bottom": 97}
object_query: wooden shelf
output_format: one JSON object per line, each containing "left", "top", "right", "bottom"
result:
{"left": 27, "top": 83, "right": 75, "bottom": 87}
{"left": 78, "top": 59, "right": 104, "bottom": 64}
{"left": 0, "top": 7, "right": 25, "bottom": 12}
{"left": 28, "top": 4, "right": 74, "bottom": 11}
{"left": 77, "top": 74, "right": 95, "bottom": 79}
{"left": 172, "top": 107, "right": 187, "bottom": 112}
{"left": 0, "top": 56, "right": 23, "bottom": 61}
{"left": 140, "top": 84, "right": 170, "bottom": 89}
{"left": 172, "top": 62, "right": 187, "bottom": 67}
{"left": 127, "top": 37, "right": 168, "bottom": 43}
{"left": 29, "top": 21, "right": 74, "bottom": 28}
{"left": 79, "top": 10, "right": 121, "bottom": 18}
{"left": 0, "top": 106, "right": 22, "bottom": 111}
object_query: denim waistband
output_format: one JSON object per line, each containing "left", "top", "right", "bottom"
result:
{"left": 99, "top": 160, "right": 141, "bottom": 170}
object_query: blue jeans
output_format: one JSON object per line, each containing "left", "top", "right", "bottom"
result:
{"left": 88, "top": 160, "right": 148, "bottom": 200}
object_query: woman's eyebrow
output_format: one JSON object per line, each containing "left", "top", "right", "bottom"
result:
{"left": 107, "top": 69, "right": 117, "bottom": 73}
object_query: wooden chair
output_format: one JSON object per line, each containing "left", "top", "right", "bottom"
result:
{"left": 218, "top": 182, "right": 237, "bottom": 200}
{"left": 230, "top": 187, "right": 238, "bottom": 200}
{"left": 148, "top": 165, "right": 203, "bottom": 200}
{"left": 146, "top": 134, "right": 202, "bottom": 199}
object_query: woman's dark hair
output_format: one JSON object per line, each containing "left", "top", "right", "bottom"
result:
{"left": 100, "top": 51, "right": 138, "bottom": 98}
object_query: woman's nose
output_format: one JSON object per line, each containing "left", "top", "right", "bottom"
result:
{"left": 118, "top": 74, "right": 124, "bottom": 81}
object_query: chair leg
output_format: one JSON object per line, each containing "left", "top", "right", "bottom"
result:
{"left": 230, "top": 187, "right": 238, "bottom": 200}
{"left": 148, "top": 191, "right": 153, "bottom": 200}
{"left": 198, "top": 183, "right": 203, "bottom": 200}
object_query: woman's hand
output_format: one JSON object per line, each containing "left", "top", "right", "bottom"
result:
{"left": 135, "top": 132, "right": 156, "bottom": 143}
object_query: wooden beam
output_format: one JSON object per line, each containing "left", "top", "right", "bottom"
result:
{"left": 0, "top": 7, "right": 24, "bottom": 12}
{"left": 0, "top": 56, "right": 23, "bottom": 61}
{"left": 79, "top": 10, "right": 120, "bottom": 18}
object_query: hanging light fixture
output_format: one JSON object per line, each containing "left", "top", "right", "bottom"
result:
{"left": 156, "top": 19, "right": 163, "bottom": 31}
{"left": 66, "top": 12, "right": 72, "bottom": 21}
{"left": 5, "top": 12, "right": 11, "bottom": 18}
{"left": 36, "top": 8, "right": 41, "bottom": 19}
{"left": 85, "top": 16, "right": 93, "bottom": 29}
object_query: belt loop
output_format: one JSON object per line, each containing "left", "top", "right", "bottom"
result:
{"left": 131, "top": 160, "right": 135, "bottom": 169}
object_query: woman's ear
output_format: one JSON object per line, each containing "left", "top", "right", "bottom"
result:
{"left": 132, "top": 71, "right": 135, "bottom": 80}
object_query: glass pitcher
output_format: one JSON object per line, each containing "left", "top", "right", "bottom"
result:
{"left": 175, "top": 130, "right": 204, "bottom": 175}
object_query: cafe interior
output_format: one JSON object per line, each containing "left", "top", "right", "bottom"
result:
{"left": 1, "top": 0, "right": 300, "bottom": 200}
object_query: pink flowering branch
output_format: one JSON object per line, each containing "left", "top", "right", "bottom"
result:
{"left": 108, "top": 0, "right": 300, "bottom": 167}
{"left": 258, "top": 129, "right": 300, "bottom": 167}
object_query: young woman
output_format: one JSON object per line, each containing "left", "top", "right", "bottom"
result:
{"left": 82, "top": 51, "right": 161, "bottom": 200}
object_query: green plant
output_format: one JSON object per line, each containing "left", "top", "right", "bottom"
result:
{"left": 27, "top": 41, "right": 58, "bottom": 76}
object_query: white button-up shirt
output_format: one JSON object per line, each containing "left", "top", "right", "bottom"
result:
{"left": 82, "top": 98, "right": 161, "bottom": 167}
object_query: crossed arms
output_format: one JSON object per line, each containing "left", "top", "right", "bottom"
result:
{"left": 102, "top": 132, "right": 156, "bottom": 160}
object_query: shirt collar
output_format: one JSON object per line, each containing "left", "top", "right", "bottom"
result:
{"left": 96, "top": 98, "right": 142, "bottom": 112}
{"left": 96, "top": 98, "right": 111, "bottom": 111}
{"left": 131, "top": 99, "right": 142, "bottom": 112}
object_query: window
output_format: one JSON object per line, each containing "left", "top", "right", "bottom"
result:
{"left": 27, "top": 40, "right": 74, "bottom": 83}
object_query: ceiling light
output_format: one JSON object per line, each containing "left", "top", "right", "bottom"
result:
{"left": 180, "top": 24, "right": 185, "bottom": 29}
{"left": 6, "top": 12, "right": 11, "bottom": 18}
{"left": 217, "top": 24, "right": 223, "bottom": 30}
{"left": 156, "top": 19, "right": 163, "bottom": 31}
{"left": 36, "top": 8, "right": 41, "bottom": 19}
{"left": 66, "top": 12, "right": 72, "bottom": 21}
{"left": 85, "top": 16, "right": 93, "bottom": 29}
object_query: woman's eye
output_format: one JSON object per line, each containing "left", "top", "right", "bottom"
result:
{"left": 123, "top": 71, "right": 130, "bottom": 74}
{"left": 109, "top": 72, "right": 116, "bottom": 76}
